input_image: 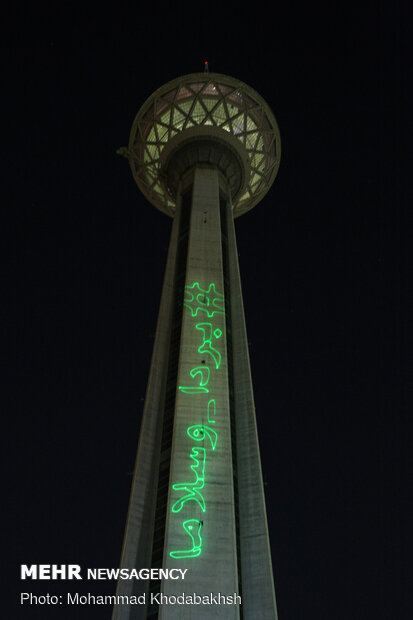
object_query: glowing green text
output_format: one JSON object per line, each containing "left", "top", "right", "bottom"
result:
{"left": 169, "top": 519, "right": 203, "bottom": 559}
{"left": 169, "top": 282, "right": 225, "bottom": 561}
{"left": 183, "top": 282, "right": 225, "bottom": 318}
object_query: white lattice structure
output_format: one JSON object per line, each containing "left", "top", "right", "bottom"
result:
{"left": 120, "top": 72, "right": 281, "bottom": 217}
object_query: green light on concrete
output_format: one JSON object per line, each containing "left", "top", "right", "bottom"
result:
{"left": 195, "top": 322, "right": 222, "bottom": 369}
{"left": 178, "top": 366, "right": 210, "bottom": 394}
{"left": 187, "top": 424, "right": 217, "bottom": 451}
{"left": 170, "top": 519, "right": 203, "bottom": 559}
{"left": 207, "top": 398, "right": 216, "bottom": 424}
{"left": 171, "top": 447, "right": 206, "bottom": 513}
{"left": 184, "top": 282, "right": 225, "bottom": 318}
{"left": 170, "top": 282, "right": 225, "bottom": 560}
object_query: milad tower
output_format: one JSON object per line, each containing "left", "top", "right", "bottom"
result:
{"left": 114, "top": 67, "right": 281, "bottom": 620}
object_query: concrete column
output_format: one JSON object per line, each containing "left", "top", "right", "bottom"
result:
{"left": 224, "top": 198, "right": 278, "bottom": 619}
{"left": 161, "top": 168, "right": 240, "bottom": 619}
{"left": 112, "top": 198, "right": 185, "bottom": 619}
{"left": 113, "top": 168, "right": 277, "bottom": 620}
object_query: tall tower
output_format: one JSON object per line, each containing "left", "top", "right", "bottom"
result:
{"left": 115, "top": 72, "right": 281, "bottom": 619}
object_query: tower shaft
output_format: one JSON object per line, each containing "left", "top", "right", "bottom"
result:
{"left": 113, "top": 167, "right": 277, "bottom": 619}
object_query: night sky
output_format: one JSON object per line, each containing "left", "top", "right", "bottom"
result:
{"left": 4, "top": 1, "right": 410, "bottom": 618}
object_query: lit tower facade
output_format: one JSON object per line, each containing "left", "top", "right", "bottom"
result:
{"left": 115, "top": 71, "right": 281, "bottom": 620}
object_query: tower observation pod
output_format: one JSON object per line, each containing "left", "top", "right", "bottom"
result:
{"left": 114, "top": 72, "right": 281, "bottom": 620}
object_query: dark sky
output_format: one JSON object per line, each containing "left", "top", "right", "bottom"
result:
{"left": 4, "top": 1, "right": 411, "bottom": 618}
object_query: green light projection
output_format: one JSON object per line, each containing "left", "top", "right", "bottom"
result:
{"left": 169, "top": 282, "right": 225, "bottom": 560}
{"left": 170, "top": 520, "right": 203, "bottom": 559}
{"left": 171, "top": 447, "right": 206, "bottom": 513}
{"left": 187, "top": 424, "right": 217, "bottom": 451}
{"left": 207, "top": 398, "right": 216, "bottom": 424}
{"left": 183, "top": 282, "right": 225, "bottom": 318}
{"left": 179, "top": 366, "right": 210, "bottom": 394}
{"left": 195, "top": 322, "right": 222, "bottom": 369}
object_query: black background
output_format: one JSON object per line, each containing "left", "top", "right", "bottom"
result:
{"left": 4, "top": 1, "right": 411, "bottom": 618}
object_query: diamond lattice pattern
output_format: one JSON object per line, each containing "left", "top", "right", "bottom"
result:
{"left": 131, "top": 78, "right": 278, "bottom": 214}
